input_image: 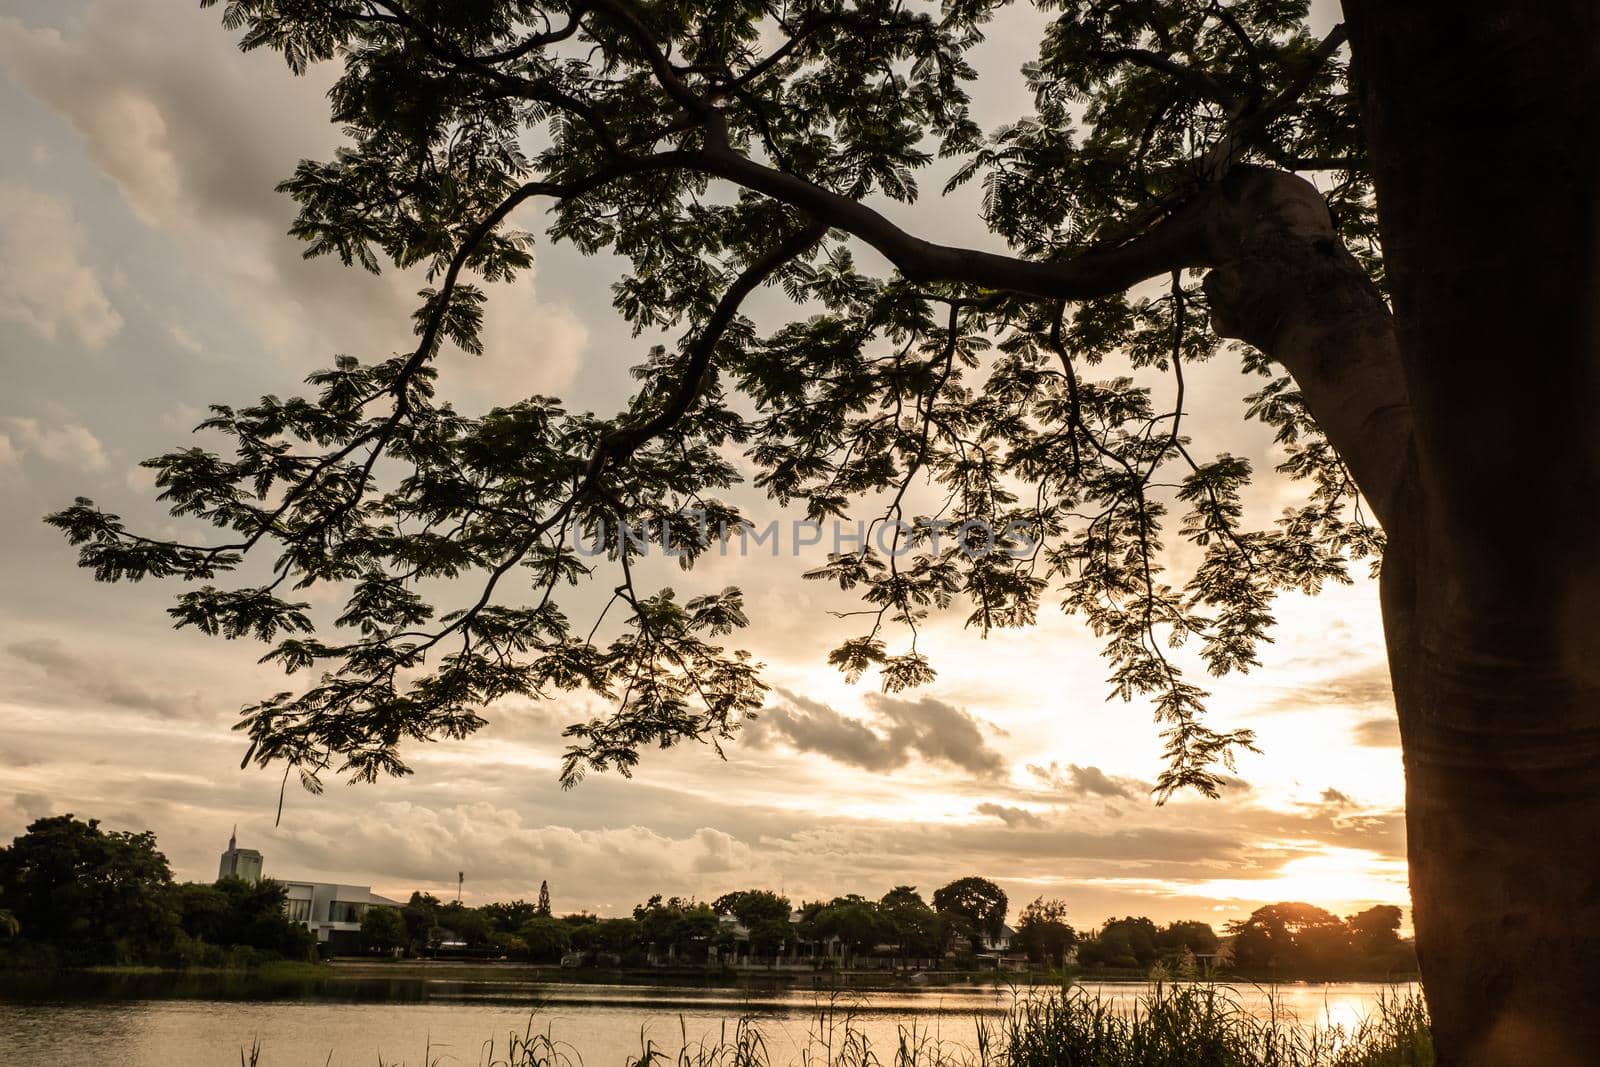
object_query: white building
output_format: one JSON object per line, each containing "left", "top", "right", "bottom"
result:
{"left": 282, "top": 880, "right": 404, "bottom": 948}
{"left": 216, "top": 831, "right": 401, "bottom": 950}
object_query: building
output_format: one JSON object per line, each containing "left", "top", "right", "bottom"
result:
{"left": 217, "top": 826, "right": 263, "bottom": 884}
{"left": 216, "top": 831, "right": 401, "bottom": 951}
{"left": 282, "top": 880, "right": 404, "bottom": 951}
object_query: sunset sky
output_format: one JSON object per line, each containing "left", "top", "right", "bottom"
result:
{"left": 0, "top": 0, "right": 1407, "bottom": 930}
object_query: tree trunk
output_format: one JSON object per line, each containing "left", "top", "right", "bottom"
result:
{"left": 1338, "top": 5, "right": 1600, "bottom": 1062}
{"left": 1202, "top": 136, "right": 1600, "bottom": 1056}
{"left": 1383, "top": 509, "right": 1600, "bottom": 1067}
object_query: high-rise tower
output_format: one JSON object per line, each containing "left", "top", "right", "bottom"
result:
{"left": 218, "top": 825, "right": 264, "bottom": 884}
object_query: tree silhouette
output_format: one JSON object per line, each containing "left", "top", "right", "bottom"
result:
{"left": 933, "top": 876, "right": 1007, "bottom": 952}
{"left": 46, "top": 2, "right": 1600, "bottom": 1061}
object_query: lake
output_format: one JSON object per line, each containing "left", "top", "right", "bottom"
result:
{"left": 0, "top": 966, "right": 1420, "bottom": 1066}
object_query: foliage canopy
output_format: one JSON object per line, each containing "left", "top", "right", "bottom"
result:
{"left": 51, "top": 0, "right": 1378, "bottom": 799}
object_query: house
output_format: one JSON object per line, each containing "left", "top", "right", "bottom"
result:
{"left": 216, "top": 831, "right": 401, "bottom": 951}
{"left": 281, "top": 880, "right": 404, "bottom": 951}
{"left": 980, "top": 924, "right": 1016, "bottom": 953}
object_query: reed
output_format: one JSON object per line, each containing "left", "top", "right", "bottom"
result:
{"left": 240, "top": 983, "right": 1432, "bottom": 1067}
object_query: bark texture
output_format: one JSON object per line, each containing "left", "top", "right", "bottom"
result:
{"left": 1339, "top": 5, "right": 1600, "bottom": 1064}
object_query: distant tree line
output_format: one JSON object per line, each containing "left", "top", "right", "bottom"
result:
{"left": 0, "top": 816, "right": 315, "bottom": 969}
{"left": 391, "top": 877, "right": 1416, "bottom": 980}
{"left": 391, "top": 881, "right": 1003, "bottom": 967}
{"left": 0, "top": 816, "right": 1416, "bottom": 980}
{"left": 1225, "top": 902, "right": 1415, "bottom": 978}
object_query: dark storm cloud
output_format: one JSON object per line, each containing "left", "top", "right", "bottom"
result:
{"left": 745, "top": 689, "right": 1007, "bottom": 776}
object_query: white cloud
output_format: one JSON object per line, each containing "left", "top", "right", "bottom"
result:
{"left": 0, "top": 416, "right": 109, "bottom": 471}
{"left": 0, "top": 184, "right": 122, "bottom": 348}
{"left": 438, "top": 282, "right": 590, "bottom": 404}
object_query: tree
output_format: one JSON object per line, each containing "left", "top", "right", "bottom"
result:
{"left": 1347, "top": 904, "right": 1402, "bottom": 957}
{"left": 361, "top": 905, "right": 408, "bottom": 954}
{"left": 806, "top": 896, "right": 885, "bottom": 963}
{"left": 878, "top": 886, "right": 944, "bottom": 960}
{"left": 517, "top": 915, "right": 572, "bottom": 963}
{"left": 1077, "top": 916, "right": 1160, "bottom": 970}
{"left": 536, "top": 881, "right": 551, "bottom": 917}
{"left": 0, "top": 815, "right": 178, "bottom": 964}
{"left": 221, "top": 877, "right": 318, "bottom": 959}
{"left": 633, "top": 896, "right": 718, "bottom": 962}
{"left": 49, "top": 2, "right": 1600, "bottom": 1059}
{"left": 1014, "top": 897, "right": 1076, "bottom": 967}
{"left": 932, "top": 877, "right": 1007, "bottom": 954}
{"left": 1228, "top": 902, "right": 1350, "bottom": 973}
{"left": 569, "top": 915, "right": 640, "bottom": 957}
{"left": 175, "top": 882, "right": 232, "bottom": 945}
{"left": 482, "top": 899, "right": 540, "bottom": 933}
{"left": 402, "top": 891, "right": 443, "bottom": 952}
{"left": 1156, "top": 920, "right": 1219, "bottom": 960}
{"left": 713, "top": 889, "right": 793, "bottom": 958}
{"left": 437, "top": 901, "right": 494, "bottom": 947}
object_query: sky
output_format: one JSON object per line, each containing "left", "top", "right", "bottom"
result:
{"left": 0, "top": 0, "right": 1406, "bottom": 931}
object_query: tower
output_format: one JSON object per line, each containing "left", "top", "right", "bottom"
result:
{"left": 218, "top": 825, "right": 264, "bottom": 884}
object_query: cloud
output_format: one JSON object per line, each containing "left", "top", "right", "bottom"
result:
{"left": 746, "top": 690, "right": 891, "bottom": 769}
{"left": 1320, "top": 787, "right": 1355, "bottom": 808}
{"left": 975, "top": 802, "right": 1045, "bottom": 829}
{"left": 267, "top": 801, "right": 757, "bottom": 906}
{"left": 436, "top": 282, "right": 590, "bottom": 407}
{"left": 0, "top": 184, "right": 122, "bottom": 348}
{"left": 1273, "top": 664, "right": 1395, "bottom": 714}
{"left": 4, "top": 638, "right": 198, "bottom": 717}
{"left": 0, "top": 416, "right": 109, "bottom": 472}
{"left": 0, "top": 3, "right": 584, "bottom": 405}
{"left": 1027, "top": 761, "right": 1147, "bottom": 800}
{"left": 1351, "top": 716, "right": 1401, "bottom": 748}
{"left": 167, "top": 322, "right": 204, "bottom": 354}
{"left": 746, "top": 689, "right": 1007, "bottom": 776}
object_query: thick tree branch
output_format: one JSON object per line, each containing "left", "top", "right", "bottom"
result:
{"left": 692, "top": 145, "right": 1219, "bottom": 298}
{"left": 1201, "top": 167, "right": 1412, "bottom": 528}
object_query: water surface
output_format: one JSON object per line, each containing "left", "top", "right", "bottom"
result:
{"left": 0, "top": 967, "right": 1419, "bottom": 1066}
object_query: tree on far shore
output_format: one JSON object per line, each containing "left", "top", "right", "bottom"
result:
{"left": 361, "top": 905, "right": 407, "bottom": 955}
{"left": 933, "top": 877, "right": 1007, "bottom": 954}
{"left": 0, "top": 815, "right": 176, "bottom": 965}
{"left": 1015, "top": 897, "right": 1076, "bottom": 967}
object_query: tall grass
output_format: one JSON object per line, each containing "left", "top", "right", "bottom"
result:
{"left": 239, "top": 983, "right": 1432, "bottom": 1067}
{"left": 1000, "top": 984, "right": 1432, "bottom": 1067}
